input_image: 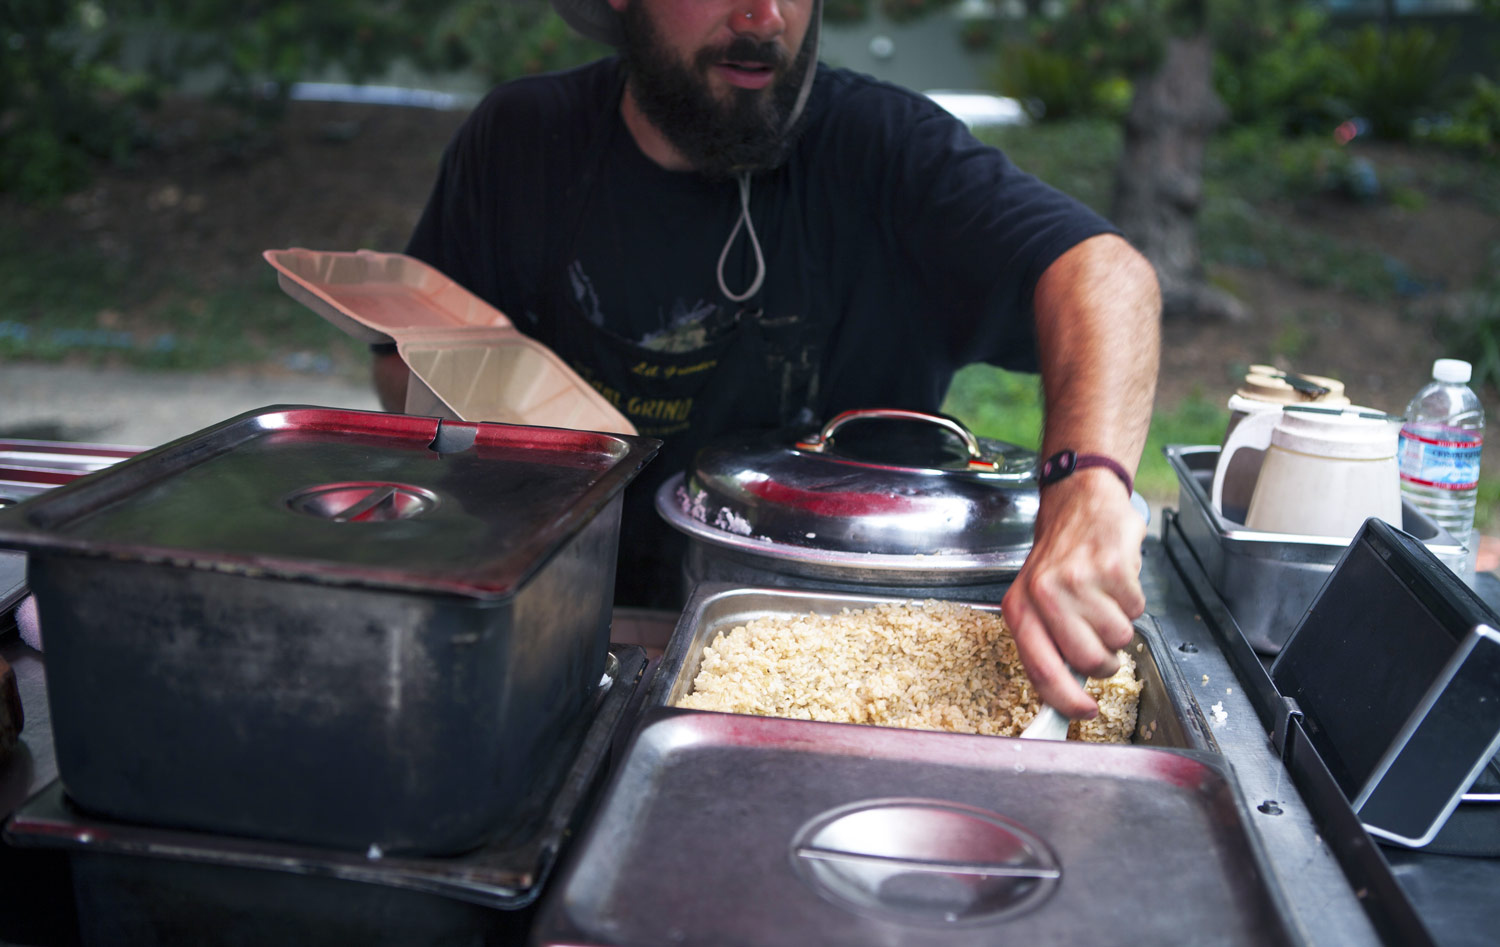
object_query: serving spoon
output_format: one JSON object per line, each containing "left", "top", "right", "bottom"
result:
{"left": 1019, "top": 670, "right": 1088, "bottom": 741}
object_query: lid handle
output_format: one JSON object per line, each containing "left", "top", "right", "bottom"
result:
{"left": 796, "top": 409, "right": 998, "bottom": 471}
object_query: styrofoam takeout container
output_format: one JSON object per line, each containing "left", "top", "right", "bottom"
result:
{"left": 264, "top": 248, "right": 636, "bottom": 435}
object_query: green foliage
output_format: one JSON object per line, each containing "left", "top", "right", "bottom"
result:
{"left": 1435, "top": 244, "right": 1500, "bottom": 398}
{"left": 993, "top": 0, "right": 1170, "bottom": 122}
{"left": 0, "top": 218, "right": 368, "bottom": 375}
{"left": 993, "top": 41, "right": 1105, "bottom": 121}
{"left": 0, "top": 2, "right": 154, "bottom": 200}
{"left": 1198, "top": 127, "right": 1409, "bottom": 296}
{"left": 940, "top": 365, "right": 1044, "bottom": 451}
{"left": 427, "top": 1, "right": 608, "bottom": 86}
{"left": 993, "top": 0, "right": 1329, "bottom": 125}
{"left": 1212, "top": 5, "right": 1351, "bottom": 133}
{"left": 124, "top": 1, "right": 430, "bottom": 120}
{"left": 0, "top": 0, "right": 416, "bottom": 199}
{"left": 1419, "top": 74, "right": 1500, "bottom": 161}
{"left": 881, "top": 0, "right": 959, "bottom": 25}
{"left": 1199, "top": 198, "right": 1404, "bottom": 300}
{"left": 823, "top": 0, "right": 871, "bottom": 25}
{"left": 1212, "top": 14, "right": 1461, "bottom": 141}
{"left": 941, "top": 364, "right": 1234, "bottom": 501}
{"left": 0, "top": 1, "right": 608, "bottom": 202}
{"left": 1339, "top": 24, "right": 1456, "bottom": 140}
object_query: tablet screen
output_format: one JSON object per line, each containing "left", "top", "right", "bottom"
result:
{"left": 1270, "top": 520, "right": 1499, "bottom": 801}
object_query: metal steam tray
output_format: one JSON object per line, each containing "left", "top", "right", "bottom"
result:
{"left": 0, "top": 439, "right": 141, "bottom": 616}
{"left": 4, "top": 646, "right": 647, "bottom": 914}
{"left": 533, "top": 709, "right": 1300, "bottom": 946}
{"left": 1165, "top": 444, "right": 1465, "bottom": 655}
{"left": 642, "top": 584, "right": 1218, "bottom": 752}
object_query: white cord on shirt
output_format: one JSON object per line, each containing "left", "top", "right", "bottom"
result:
{"left": 712, "top": 3, "right": 820, "bottom": 305}
{"left": 716, "top": 171, "right": 766, "bottom": 303}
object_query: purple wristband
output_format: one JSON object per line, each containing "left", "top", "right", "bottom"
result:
{"left": 1038, "top": 450, "right": 1133, "bottom": 495}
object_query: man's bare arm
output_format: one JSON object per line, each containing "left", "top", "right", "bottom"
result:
{"left": 1001, "top": 233, "right": 1162, "bottom": 719}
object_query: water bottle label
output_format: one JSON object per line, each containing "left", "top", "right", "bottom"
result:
{"left": 1398, "top": 425, "right": 1482, "bottom": 490}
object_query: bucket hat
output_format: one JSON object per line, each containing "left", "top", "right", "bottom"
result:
{"left": 551, "top": 0, "right": 625, "bottom": 47}
{"left": 550, "top": 0, "right": 824, "bottom": 53}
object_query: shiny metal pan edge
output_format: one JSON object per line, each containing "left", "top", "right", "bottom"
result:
{"left": 644, "top": 583, "right": 1217, "bottom": 753}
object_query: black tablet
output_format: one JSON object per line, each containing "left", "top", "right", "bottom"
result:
{"left": 1269, "top": 518, "right": 1500, "bottom": 848}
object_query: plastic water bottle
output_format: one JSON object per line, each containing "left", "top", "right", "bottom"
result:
{"left": 1398, "top": 358, "right": 1486, "bottom": 584}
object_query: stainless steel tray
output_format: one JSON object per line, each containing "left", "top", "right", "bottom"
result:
{"left": 534, "top": 709, "right": 1300, "bottom": 946}
{"left": 0, "top": 406, "right": 659, "bottom": 854}
{"left": 643, "top": 584, "right": 1217, "bottom": 751}
{"left": 0, "top": 440, "right": 140, "bottom": 619}
{"left": 1165, "top": 445, "right": 1464, "bottom": 655}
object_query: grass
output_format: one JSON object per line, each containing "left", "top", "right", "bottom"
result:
{"left": 0, "top": 221, "right": 368, "bottom": 378}
{"left": 941, "top": 365, "right": 1227, "bottom": 505}
{"left": 986, "top": 120, "right": 1450, "bottom": 301}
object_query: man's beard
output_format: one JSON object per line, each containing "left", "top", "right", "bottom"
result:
{"left": 619, "top": 2, "right": 811, "bottom": 179}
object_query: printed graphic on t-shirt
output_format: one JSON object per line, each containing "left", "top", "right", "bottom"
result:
{"left": 567, "top": 260, "right": 739, "bottom": 353}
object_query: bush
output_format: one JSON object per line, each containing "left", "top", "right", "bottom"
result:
{"left": 1213, "top": 6, "right": 1352, "bottom": 134}
{"left": 1339, "top": 24, "right": 1457, "bottom": 140}
{"left": 1435, "top": 244, "right": 1500, "bottom": 397}
{"left": 427, "top": 2, "right": 607, "bottom": 85}
{"left": 1418, "top": 74, "right": 1500, "bottom": 161}
{"left": 0, "top": 1, "right": 616, "bottom": 201}
{"left": 1214, "top": 16, "right": 1461, "bottom": 141}
{"left": 993, "top": 41, "right": 1124, "bottom": 121}
{"left": 0, "top": 3, "right": 156, "bottom": 200}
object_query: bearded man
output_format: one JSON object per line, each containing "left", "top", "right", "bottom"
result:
{"left": 383, "top": 0, "right": 1162, "bottom": 720}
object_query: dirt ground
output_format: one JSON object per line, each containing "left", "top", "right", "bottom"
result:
{"left": 10, "top": 95, "right": 1500, "bottom": 473}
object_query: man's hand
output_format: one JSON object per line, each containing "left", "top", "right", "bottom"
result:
{"left": 1011, "top": 232, "right": 1161, "bottom": 717}
{"left": 1002, "top": 470, "right": 1146, "bottom": 718}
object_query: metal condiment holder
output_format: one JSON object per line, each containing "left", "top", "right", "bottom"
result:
{"left": 1269, "top": 518, "right": 1500, "bottom": 850}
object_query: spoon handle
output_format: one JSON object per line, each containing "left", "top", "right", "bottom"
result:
{"left": 1018, "top": 670, "right": 1089, "bottom": 741}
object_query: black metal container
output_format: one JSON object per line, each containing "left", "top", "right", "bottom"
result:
{"left": 2, "top": 647, "right": 648, "bottom": 944}
{"left": 0, "top": 406, "right": 658, "bottom": 855}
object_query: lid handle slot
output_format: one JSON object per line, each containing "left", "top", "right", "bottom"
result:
{"left": 795, "top": 845, "right": 1060, "bottom": 880}
{"left": 795, "top": 409, "right": 998, "bottom": 471}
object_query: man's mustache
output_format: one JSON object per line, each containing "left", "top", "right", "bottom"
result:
{"left": 696, "top": 36, "right": 789, "bottom": 72}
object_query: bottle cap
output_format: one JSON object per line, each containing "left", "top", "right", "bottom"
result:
{"left": 1433, "top": 358, "right": 1472, "bottom": 384}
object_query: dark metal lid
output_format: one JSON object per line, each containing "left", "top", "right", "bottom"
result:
{"left": 0, "top": 406, "right": 659, "bottom": 600}
{"left": 658, "top": 409, "right": 1039, "bottom": 567}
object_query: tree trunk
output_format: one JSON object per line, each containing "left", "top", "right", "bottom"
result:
{"left": 1111, "top": 33, "right": 1247, "bottom": 321}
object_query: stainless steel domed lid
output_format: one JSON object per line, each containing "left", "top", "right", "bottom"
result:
{"left": 656, "top": 409, "right": 1041, "bottom": 571}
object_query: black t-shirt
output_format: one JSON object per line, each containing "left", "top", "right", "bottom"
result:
{"left": 405, "top": 57, "right": 1117, "bottom": 607}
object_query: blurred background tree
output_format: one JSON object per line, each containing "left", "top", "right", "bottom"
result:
{"left": 992, "top": 0, "right": 1498, "bottom": 321}
{"left": 995, "top": 0, "right": 1309, "bottom": 321}
{"left": 0, "top": 0, "right": 606, "bottom": 201}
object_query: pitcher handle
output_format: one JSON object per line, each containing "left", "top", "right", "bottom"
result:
{"left": 1211, "top": 408, "right": 1282, "bottom": 517}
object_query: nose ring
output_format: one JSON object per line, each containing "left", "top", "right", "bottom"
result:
{"left": 745, "top": 10, "right": 753, "bottom": 17}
